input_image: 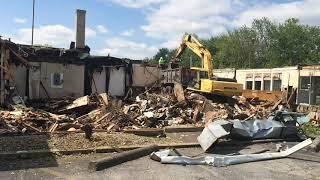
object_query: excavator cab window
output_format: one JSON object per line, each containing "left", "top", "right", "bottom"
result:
{"left": 187, "top": 70, "right": 200, "bottom": 89}
{"left": 200, "top": 71, "right": 208, "bottom": 79}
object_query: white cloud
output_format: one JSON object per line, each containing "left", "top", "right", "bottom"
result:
{"left": 13, "top": 17, "right": 27, "bottom": 24}
{"left": 141, "top": 0, "right": 236, "bottom": 44}
{"left": 120, "top": 29, "right": 135, "bottom": 37}
{"left": 138, "top": 0, "right": 320, "bottom": 50}
{"left": 86, "top": 27, "right": 97, "bottom": 37}
{"left": 233, "top": 0, "right": 320, "bottom": 27}
{"left": 93, "top": 37, "right": 157, "bottom": 59}
{"left": 13, "top": 25, "right": 73, "bottom": 47}
{"left": 111, "top": 0, "right": 165, "bottom": 8}
{"left": 7, "top": 0, "right": 320, "bottom": 58}
{"left": 159, "top": 38, "right": 180, "bottom": 49}
{"left": 11, "top": 24, "right": 96, "bottom": 47}
{"left": 96, "top": 25, "right": 109, "bottom": 33}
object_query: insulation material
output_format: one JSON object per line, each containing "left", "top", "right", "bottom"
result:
{"left": 150, "top": 139, "right": 312, "bottom": 167}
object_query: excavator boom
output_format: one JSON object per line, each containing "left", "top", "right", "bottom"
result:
{"left": 174, "top": 34, "right": 243, "bottom": 97}
{"left": 175, "top": 35, "right": 213, "bottom": 79}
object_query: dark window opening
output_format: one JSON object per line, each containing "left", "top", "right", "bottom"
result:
{"left": 300, "top": 77, "right": 310, "bottom": 90}
{"left": 246, "top": 81, "right": 253, "bottom": 90}
{"left": 264, "top": 80, "right": 271, "bottom": 91}
{"left": 273, "top": 80, "right": 282, "bottom": 91}
{"left": 254, "top": 81, "right": 261, "bottom": 90}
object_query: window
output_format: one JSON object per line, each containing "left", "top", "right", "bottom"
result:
{"left": 51, "top": 73, "right": 63, "bottom": 88}
{"left": 246, "top": 81, "right": 253, "bottom": 90}
{"left": 200, "top": 71, "right": 208, "bottom": 79}
{"left": 300, "top": 77, "right": 310, "bottom": 90}
{"left": 263, "top": 80, "right": 271, "bottom": 91}
{"left": 273, "top": 80, "right": 282, "bottom": 91}
{"left": 254, "top": 81, "right": 261, "bottom": 90}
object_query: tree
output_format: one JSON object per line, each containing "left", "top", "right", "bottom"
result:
{"left": 151, "top": 17, "right": 320, "bottom": 69}
{"left": 150, "top": 48, "right": 174, "bottom": 65}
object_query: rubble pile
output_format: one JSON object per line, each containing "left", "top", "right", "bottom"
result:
{"left": 0, "top": 108, "right": 72, "bottom": 134}
{"left": 0, "top": 90, "right": 280, "bottom": 134}
{"left": 121, "top": 92, "right": 275, "bottom": 128}
{"left": 0, "top": 94, "right": 104, "bottom": 134}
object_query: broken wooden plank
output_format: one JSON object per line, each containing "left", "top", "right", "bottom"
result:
{"left": 234, "top": 103, "right": 242, "bottom": 113}
{"left": 272, "top": 99, "right": 283, "bottom": 111}
{"left": 22, "top": 122, "right": 42, "bottom": 133}
{"left": 94, "top": 113, "right": 110, "bottom": 124}
{"left": 88, "top": 145, "right": 160, "bottom": 171}
{"left": 164, "top": 126, "right": 204, "bottom": 133}
{"left": 99, "top": 93, "right": 109, "bottom": 107}
{"left": 76, "top": 108, "right": 103, "bottom": 123}
{"left": 58, "top": 95, "right": 90, "bottom": 114}
{"left": 174, "top": 83, "right": 185, "bottom": 102}
{"left": 243, "top": 113, "right": 256, "bottom": 121}
{"left": 48, "top": 121, "right": 58, "bottom": 133}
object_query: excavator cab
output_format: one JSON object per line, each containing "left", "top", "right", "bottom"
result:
{"left": 187, "top": 69, "right": 208, "bottom": 90}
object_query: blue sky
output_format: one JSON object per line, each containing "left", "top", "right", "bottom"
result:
{"left": 0, "top": 0, "right": 319, "bottom": 59}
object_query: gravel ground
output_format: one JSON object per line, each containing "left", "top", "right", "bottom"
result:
{"left": 0, "top": 132, "right": 184, "bottom": 152}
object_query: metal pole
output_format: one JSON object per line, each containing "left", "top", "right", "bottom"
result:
{"left": 309, "top": 74, "right": 312, "bottom": 105}
{"left": 31, "top": 0, "right": 35, "bottom": 46}
{"left": 0, "top": 45, "right": 4, "bottom": 104}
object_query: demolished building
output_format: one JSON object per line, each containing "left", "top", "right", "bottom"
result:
{"left": 0, "top": 38, "right": 160, "bottom": 103}
{"left": 0, "top": 9, "right": 159, "bottom": 105}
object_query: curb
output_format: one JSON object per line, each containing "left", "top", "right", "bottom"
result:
{"left": 0, "top": 142, "right": 200, "bottom": 159}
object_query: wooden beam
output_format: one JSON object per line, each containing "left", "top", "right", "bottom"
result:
{"left": 88, "top": 145, "right": 159, "bottom": 171}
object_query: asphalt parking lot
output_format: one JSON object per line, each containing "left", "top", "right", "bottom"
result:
{"left": 0, "top": 142, "right": 319, "bottom": 180}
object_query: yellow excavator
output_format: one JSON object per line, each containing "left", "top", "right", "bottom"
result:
{"left": 174, "top": 34, "right": 243, "bottom": 97}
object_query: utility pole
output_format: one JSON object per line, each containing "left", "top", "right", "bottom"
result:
{"left": 27, "top": 0, "right": 35, "bottom": 98}
{"left": 31, "top": 0, "right": 35, "bottom": 46}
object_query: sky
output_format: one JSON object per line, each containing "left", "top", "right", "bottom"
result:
{"left": 0, "top": 0, "right": 320, "bottom": 59}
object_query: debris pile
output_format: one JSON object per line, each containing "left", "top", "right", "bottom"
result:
{"left": 122, "top": 91, "right": 275, "bottom": 128}
{"left": 306, "top": 111, "right": 320, "bottom": 127}
{"left": 0, "top": 93, "right": 105, "bottom": 134}
{"left": 0, "top": 89, "right": 283, "bottom": 134}
{"left": 0, "top": 108, "right": 72, "bottom": 134}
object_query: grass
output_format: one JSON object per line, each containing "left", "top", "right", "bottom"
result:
{"left": 301, "top": 123, "right": 320, "bottom": 138}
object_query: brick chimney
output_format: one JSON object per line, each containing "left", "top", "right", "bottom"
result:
{"left": 75, "top": 9, "right": 86, "bottom": 49}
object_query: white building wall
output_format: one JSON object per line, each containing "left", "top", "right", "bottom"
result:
{"left": 92, "top": 68, "right": 107, "bottom": 94}
{"left": 213, "top": 68, "right": 235, "bottom": 79}
{"left": 236, "top": 66, "right": 299, "bottom": 90}
{"left": 30, "top": 62, "right": 85, "bottom": 99}
{"left": 108, "top": 67, "right": 125, "bottom": 97}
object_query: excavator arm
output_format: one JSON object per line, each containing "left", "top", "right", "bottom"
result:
{"left": 175, "top": 34, "right": 214, "bottom": 79}
{"left": 173, "top": 34, "right": 243, "bottom": 97}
